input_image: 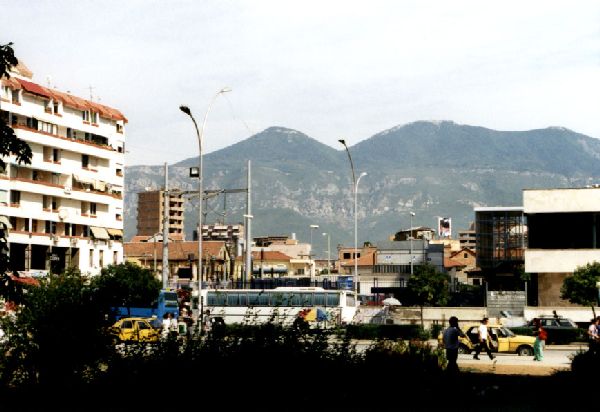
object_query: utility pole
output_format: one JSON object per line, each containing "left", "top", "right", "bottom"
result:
{"left": 162, "top": 163, "right": 169, "bottom": 289}
{"left": 244, "top": 160, "right": 252, "bottom": 287}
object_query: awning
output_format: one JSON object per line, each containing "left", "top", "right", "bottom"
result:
{"left": 73, "top": 174, "right": 95, "bottom": 186}
{"left": 106, "top": 228, "right": 123, "bottom": 240}
{"left": 90, "top": 226, "right": 110, "bottom": 240}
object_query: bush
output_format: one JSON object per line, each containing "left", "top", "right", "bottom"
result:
{"left": 345, "top": 324, "right": 428, "bottom": 340}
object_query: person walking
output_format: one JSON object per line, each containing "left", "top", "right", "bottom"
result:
{"left": 473, "top": 317, "right": 495, "bottom": 360}
{"left": 587, "top": 317, "right": 599, "bottom": 354}
{"left": 442, "top": 316, "right": 466, "bottom": 374}
{"left": 532, "top": 318, "right": 547, "bottom": 361}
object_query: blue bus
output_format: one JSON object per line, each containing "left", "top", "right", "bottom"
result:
{"left": 113, "top": 289, "right": 180, "bottom": 328}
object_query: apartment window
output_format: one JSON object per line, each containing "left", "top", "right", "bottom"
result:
{"left": 52, "top": 148, "right": 60, "bottom": 163}
{"left": 116, "top": 168, "right": 123, "bottom": 176}
{"left": 297, "top": 268, "right": 305, "bottom": 275}
{"left": 464, "top": 253, "right": 468, "bottom": 259}
{"left": 26, "top": 117, "right": 38, "bottom": 130}
{"left": 116, "top": 123, "right": 123, "bottom": 133}
{"left": 53, "top": 101, "right": 59, "bottom": 114}
{"left": 113, "top": 251, "right": 118, "bottom": 264}
{"left": 90, "top": 111, "right": 98, "bottom": 124}
{"left": 116, "top": 213, "right": 122, "bottom": 221}
{"left": 65, "top": 223, "right": 73, "bottom": 236}
{"left": 90, "top": 202, "right": 97, "bottom": 216}
{"left": 82, "top": 154, "right": 89, "bottom": 168}
{"left": 82, "top": 110, "right": 90, "bottom": 122}
{"left": 89, "top": 249, "right": 94, "bottom": 267}
{"left": 0, "top": 189, "right": 7, "bottom": 206}
{"left": 99, "top": 250, "right": 104, "bottom": 267}
{"left": 43, "top": 195, "right": 51, "bottom": 211}
{"left": 1, "top": 85, "right": 9, "bottom": 99}
{"left": 45, "top": 220, "right": 56, "bottom": 234}
{"left": 11, "top": 89, "right": 20, "bottom": 104}
{"left": 39, "top": 121, "right": 58, "bottom": 135}
{"left": 67, "top": 128, "right": 74, "bottom": 139}
{"left": 82, "top": 225, "right": 90, "bottom": 237}
{"left": 10, "top": 190, "right": 20, "bottom": 206}
{"left": 343, "top": 252, "right": 351, "bottom": 259}
{"left": 51, "top": 197, "right": 58, "bottom": 212}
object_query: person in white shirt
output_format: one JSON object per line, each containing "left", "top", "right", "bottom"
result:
{"left": 473, "top": 317, "right": 495, "bottom": 360}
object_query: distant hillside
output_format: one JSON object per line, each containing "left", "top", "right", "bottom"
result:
{"left": 124, "top": 122, "right": 600, "bottom": 258}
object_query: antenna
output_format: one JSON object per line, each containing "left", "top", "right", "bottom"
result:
{"left": 87, "top": 85, "right": 96, "bottom": 101}
{"left": 45, "top": 75, "right": 52, "bottom": 88}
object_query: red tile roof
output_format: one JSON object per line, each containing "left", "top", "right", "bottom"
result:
{"left": 444, "top": 258, "right": 466, "bottom": 268}
{"left": 13, "top": 78, "right": 127, "bottom": 123}
{"left": 342, "top": 251, "right": 376, "bottom": 267}
{"left": 124, "top": 241, "right": 226, "bottom": 260}
{"left": 234, "top": 250, "right": 293, "bottom": 262}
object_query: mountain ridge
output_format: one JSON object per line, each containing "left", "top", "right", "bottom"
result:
{"left": 124, "top": 121, "right": 600, "bottom": 258}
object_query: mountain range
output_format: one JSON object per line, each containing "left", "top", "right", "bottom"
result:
{"left": 124, "top": 121, "right": 600, "bottom": 258}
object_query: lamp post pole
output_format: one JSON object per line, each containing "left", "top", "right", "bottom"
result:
{"left": 309, "top": 224, "right": 319, "bottom": 278}
{"left": 339, "top": 139, "right": 367, "bottom": 298}
{"left": 410, "top": 212, "right": 415, "bottom": 275}
{"left": 179, "top": 87, "right": 231, "bottom": 332}
{"left": 354, "top": 172, "right": 367, "bottom": 295}
{"left": 322, "top": 232, "right": 330, "bottom": 274}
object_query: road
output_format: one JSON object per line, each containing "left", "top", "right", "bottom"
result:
{"left": 351, "top": 339, "right": 584, "bottom": 374}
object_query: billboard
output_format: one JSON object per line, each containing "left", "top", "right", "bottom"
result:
{"left": 437, "top": 217, "right": 451, "bottom": 238}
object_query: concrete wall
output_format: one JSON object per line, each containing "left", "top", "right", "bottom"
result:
{"left": 524, "top": 187, "right": 600, "bottom": 213}
{"left": 526, "top": 249, "right": 600, "bottom": 273}
{"left": 356, "top": 306, "right": 488, "bottom": 329}
{"left": 537, "top": 272, "right": 575, "bottom": 307}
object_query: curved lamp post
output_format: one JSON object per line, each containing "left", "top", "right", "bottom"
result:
{"left": 179, "top": 86, "right": 231, "bottom": 330}
{"left": 409, "top": 212, "right": 415, "bottom": 275}
{"left": 339, "top": 139, "right": 367, "bottom": 298}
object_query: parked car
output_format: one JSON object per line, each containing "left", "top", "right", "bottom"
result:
{"left": 439, "top": 323, "right": 535, "bottom": 356}
{"left": 111, "top": 317, "right": 160, "bottom": 343}
{"left": 525, "top": 316, "right": 580, "bottom": 344}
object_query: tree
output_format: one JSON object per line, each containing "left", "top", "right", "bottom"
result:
{"left": 0, "top": 42, "right": 31, "bottom": 171}
{"left": 561, "top": 261, "right": 600, "bottom": 318}
{"left": 406, "top": 263, "right": 450, "bottom": 328}
{"left": 0, "top": 42, "right": 32, "bottom": 303}
{"left": 0, "top": 269, "right": 114, "bottom": 387}
{"left": 90, "top": 262, "right": 162, "bottom": 316}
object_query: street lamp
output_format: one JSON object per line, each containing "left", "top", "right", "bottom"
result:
{"left": 322, "top": 232, "right": 330, "bottom": 274}
{"left": 309, "top": 224, "right": 319, "bottom": 277}
{"left": 179, "top": 86, "right": 231, "bottom": 331}
{"left": 409, "top": 212, "right": 415, "bottom": 275}
{"left": 339, "top": 137, "right": 367, "bottom": 298}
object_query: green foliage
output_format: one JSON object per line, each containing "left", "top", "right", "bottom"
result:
{"left": 407, "top": 263, "right": 451, "bottom": 307}
{"left": 0, "top": 42, "right": 32, "bottom": 304}
{"left": 90, "top": 262, "right": 161, "bottom": 311}
{"left": 345, "top": 324, "right": 427, "bottom": 340}
{"left": 0, "top": 269, "right": 113, "bottom": 387}
{"left": 561, "top": 261, "right": 600, "bottom": 317}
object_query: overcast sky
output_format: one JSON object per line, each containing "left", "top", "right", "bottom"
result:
{"left": 4, "top": 0, "right": 600, "bottom": 166}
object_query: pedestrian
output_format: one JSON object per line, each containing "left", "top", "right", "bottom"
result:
{"left": 161, "top": 312, "right": 171, "bottom": 339}
{"left": 587, "top": 317, "right": 600, "bottom": 354}
{"left": 169, "top": 312, "right": 179, "bottom": 337}
{"left": 473, "top": 317, "right": 495, "bottom": 360}
{"left": 442, "top": 316, "right": 466, "bottom": 374}
{"left": 533, "top": 318, "right": 547, "bottom": 361}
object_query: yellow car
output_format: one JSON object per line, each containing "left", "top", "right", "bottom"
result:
{"left": 111, "top": 317, "right": 160, "bottom": 343}
{"left": 438, "top": 323, "right": 535, "bottom": 356}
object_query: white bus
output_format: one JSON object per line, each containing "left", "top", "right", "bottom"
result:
{"left": 202, "top": 287, "right": 358, "bottom": 327}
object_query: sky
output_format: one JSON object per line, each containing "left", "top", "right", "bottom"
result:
{"left": 3, "top": 0, "right": 600, "bottom": 166}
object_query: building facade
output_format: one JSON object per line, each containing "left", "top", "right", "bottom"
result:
{"left": 1, "top": 62, "right": 126, "bottom": 276}
{"left": 524, "top": 187, "right": 600, "bottom": 306}
{"left": 136, "top": 190, "right": 184, "bottom": 238}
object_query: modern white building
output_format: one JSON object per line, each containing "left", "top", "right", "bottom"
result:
{"left": 524, "top": 187, "right": 600, "bottom": 306}
{"left": 0, "top": 62, "right": 126, "bottom": 276}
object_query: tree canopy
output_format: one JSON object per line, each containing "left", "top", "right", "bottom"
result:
{"left": 561, "top": 261, "right": 600, "bottom": 318}
{"left": 407, "top": 263, "right": 450, "bottom": 327}
{"left": 90, "top": 261, "right": 162, "bottom": 310}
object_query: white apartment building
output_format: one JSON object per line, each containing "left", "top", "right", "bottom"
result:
{"left": 0, "top": 62, "right": 126, "bottom": 276}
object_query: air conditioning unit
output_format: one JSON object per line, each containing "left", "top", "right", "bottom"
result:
{"left": 64, "top": 185, "right": 71, "bottom": 194}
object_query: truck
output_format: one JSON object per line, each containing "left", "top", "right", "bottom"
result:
{"left": 113, "top": 289, "right": 180, "bottom": 329}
